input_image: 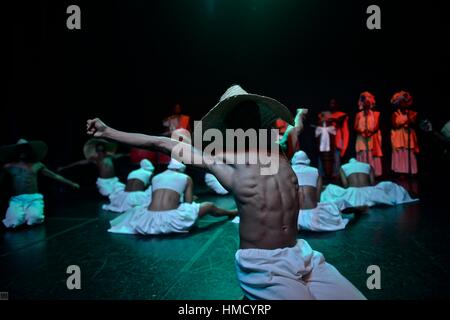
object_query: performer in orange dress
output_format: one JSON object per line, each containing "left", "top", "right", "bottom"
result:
{"left": 162, "top": 103, "right": 191, "bottom": 135}
{"left": 354, "top": 92, "right": 383, "bottom": 177}
{"left": 390, "top": 91, "right": 419, "bottom": 175}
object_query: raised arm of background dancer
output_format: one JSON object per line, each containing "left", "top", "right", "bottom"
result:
{"left": 316, "top": 175, "right": 323, "bottom": 200}
{"left": 339, "top": 169, "right": 349, "bottom": 188}
{"left": 58, "top": 159, "right": 91, "bottom": 171}
{"left": 279, "top": 108, "right": 307, "bottom": 152}
{"left": 86, "top": 118, "right": 235, "bottom": 189}
{"left": 41, "top": 165, "right": 80, "bottom": 189}
{"left": 184, "top": 177, "right": 194, "bottom": 203}
{"left": 369, "top": 167, "right": 376, "bottom": 186}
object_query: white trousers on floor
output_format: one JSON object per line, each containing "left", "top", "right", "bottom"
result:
{"left": 3, "top": 193, "right": 45, "bottom": 228}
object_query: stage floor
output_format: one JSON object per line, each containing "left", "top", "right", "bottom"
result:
{"left": 1, "top": 178, "right": 449, "bottom": 300}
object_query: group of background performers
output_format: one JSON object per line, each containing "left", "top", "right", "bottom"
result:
{"left": 276, "top": 90, "right": 420, "bottom": 181}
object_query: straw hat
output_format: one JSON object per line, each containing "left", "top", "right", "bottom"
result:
{"left": 195, "top": 85, "right": 294, "bottom": 136}
{"left": 83, "top": 138, "right": 117, "bottom": 159}
{"left": 0, "top": 139, "right": 48, "bottom": 163}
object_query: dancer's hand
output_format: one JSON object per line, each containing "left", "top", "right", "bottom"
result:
{"left": 296, "top": 108, "right": 309, "bottom": 118}
{"left": 71, "top": 182, "right": 80, "bottom": 190}
{"left": 87, "top": 118, "right": 108, "bottom": 137}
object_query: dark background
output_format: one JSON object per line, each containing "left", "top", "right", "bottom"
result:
{"left": 4, "top": 0, "right": 449, "bottom": 169}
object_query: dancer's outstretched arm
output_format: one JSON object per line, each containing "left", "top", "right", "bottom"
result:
{"left": 86, "top": 118, "right": 234, "bottom": 189}
{"left": 41, "top": 164, "right": 80, "bottom": 189}
{"left": 58, "top": 159, "right": 92, "bottom": 171}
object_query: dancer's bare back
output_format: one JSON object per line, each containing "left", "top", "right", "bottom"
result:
{"left": 340, "top": 168, "right": 375, "bottom": 188}
{"left": 229, "top": 158, "right": 299, "bottom": 249}
{"left": 93, "top": 156, "right": 116, "bottom": 178}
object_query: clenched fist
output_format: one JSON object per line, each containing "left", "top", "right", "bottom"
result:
{"left": 86, "top": 118, "right": 108, "bottom": 137}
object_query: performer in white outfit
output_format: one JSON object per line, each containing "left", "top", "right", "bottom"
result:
{"left": 58, "top": 139, "right": 126, "bottom": 196}
{"left": 291, "top": 151, "right": 353, "bottom": 232}
{"left": 1, "top": 139, "right": 79, "bottom": 228}
{"left": 321, "top": 158, "right": 418, "bottom": 207}
{"left": 87, "top": 84, "right": 365, "bottom": 299}
{"left": 102, "top": 159, "right": 154, "bottom": 213}
{"left": 108, "top": 159, "right": 237, "bottom": 235}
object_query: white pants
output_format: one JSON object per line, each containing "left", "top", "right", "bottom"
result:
{"left": 320, "top": 181, "right": 418, "bottom": 207}
{"left": 96, "top": 177, "right": 124, "bottom": 197}
{"left": 3, "top": 193, "right": 45, "bottom": 228}
{"left": 298, "top": 202, "right": 349, "bottom": 232}
{"left": 235, "top": 240, "right": 366, "bottom": 300}
{"left": 108, "top": 202, "right": 200, "bottom": 235}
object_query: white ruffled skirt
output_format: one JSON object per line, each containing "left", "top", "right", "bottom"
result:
{"left": 320, "top": 181, "right": 418, "bottom": 207}
{"left": 108, "top": 202, "right": 200, "bottom": 235}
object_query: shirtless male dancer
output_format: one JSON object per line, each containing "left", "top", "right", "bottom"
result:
{"left": 86, "top": 85, "right": 365, "bottom": 300}
{"left": 58, "top": 139, "right": 126, "bottom": 196}
{"left": 1, "top": 139, "right": 79, "bottom": 228}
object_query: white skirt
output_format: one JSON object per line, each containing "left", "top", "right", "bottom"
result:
{"left": 108, "top": 202, "right": 200, "bottom": 235}
{"left": 235, "top": 240, "right": 366, "bottom": 300}
{"left": 96, "top": 177, "right": 125, "bottom": 196}
{"left": 320, "top": 181, "right": 418, "bottom": 207}
{"left": 103, "top": 187, "right": 152, "bottom": 213}
{"left": 298, "top": 202, "right": 349, "bottom": 232}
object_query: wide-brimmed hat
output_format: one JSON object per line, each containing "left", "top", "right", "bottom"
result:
{"left": 0, "top": 139, "right": 48, "bottom": 163}
{"left": 391, "top": 91, "right": 413, "bottom": 107}
{"left": 195, "top": 85, "right": 294, "bottom": 137}
{"left": 83, "top": 138, "right": 117, "bottom": 159}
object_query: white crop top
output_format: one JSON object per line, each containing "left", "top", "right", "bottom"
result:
{"left": 152, "top": 170, "right": 188, "bottom": 195}
{"left": 292, "top": 164, "right": 319, "bottom": 187}
{"left": 341, "top": 159, "right": 371, "bottom": 177}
